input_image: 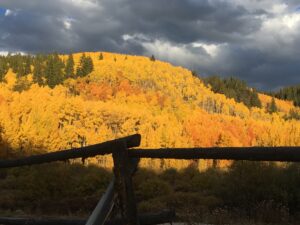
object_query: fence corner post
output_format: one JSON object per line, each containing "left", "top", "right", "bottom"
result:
{"left": 112, "top": 139, "right": 140, "bottom": 225}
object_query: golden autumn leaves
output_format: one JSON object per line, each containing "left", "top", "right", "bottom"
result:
{"left": 0, "top": 52, "right": 299, "bottom": 169}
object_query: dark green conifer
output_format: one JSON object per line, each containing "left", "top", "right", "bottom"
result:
{"left": 0, "top": 58, "right": 8, "bottom": 82}
{"left": 24, "top": 56, "right": 32, "bottom": 75}
{"left": 150, "top": 55, "right": 156, "bottom": 61}
{"left": 45, "top": 53, "right": 64, "bottom": 88}
{"left": 76, "top": 54, "right": 94, "bottom": 77}
{"left": 33, "top": 56, "right": 44, "bottom": 86}
{"left": 99, "top": 52, "right": 103, "bottom": 60}
{"left": 267, "top": 97, "right": 278, "bottom": 113}
{"left": 65, "top": 54, "right": 75, "bottom": 78}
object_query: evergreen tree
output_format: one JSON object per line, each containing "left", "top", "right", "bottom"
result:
{"left": 288, "top": 109, "right": 300, "bottom": 120}
{"left": 150, "top": 55, "right": 156, "bottom": 61}
{"left": 65, "top": 54, "right": 75, "bottom": 79}
{"left": 13, "top": 78, "right": 31, "bottom": 92}
{"left": 99, "top": 52, "right": 104, "bottom": 60}
{"left": 24, "top": 56, "right": 32, "bottom": 75}
{"left": 0, "top": 58, "right": 8, "bottom": 82}
{"left": 267, "top": 97, "right": 278, "bottom": 113}
{"left": 250, "top": 92, "right": 262, "bottom": 108}
{"left": 5, "top": 54, "right": 33, "bottom": 78}
{"left": 86, "top": 56, "right": 93, "bottom": 73}
{"left": 45, "top": 53, "right": 64, "bottom": 88}
{"left": 33, "top": 56, "right": 44, "bottom": 86}
{"left": 76, "top": 54, "right": 86, "bottom": 77}
{"left": 8, "top": 54, "right": 20, "bottom": 74}
{"left": 203, "top": 76, "right": 262, "bottom": 108}
{"left": 76, "top": 54, "right": 93, "bottom": 77}
{"left": 191, "top": 70, "right": 198, "bottom": 77}
{"left": 273, "top": 85, "right": 300, "bottom": 107}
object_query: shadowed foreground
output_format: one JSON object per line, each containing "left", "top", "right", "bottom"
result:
{"left": 0, "top": 161, "right": 300, "bottom": 224}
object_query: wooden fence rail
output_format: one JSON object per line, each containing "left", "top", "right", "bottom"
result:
{"left": 1, "top": 133, "right": 300, "bottom": 225}
{"left": 0, "top": 134, "right": 140, "bottom": 168}
{"left": 129, "top": 146, "right": 300, "bottom": 161}
{"left": 0, "top": 210, "right": 175, "bottom": 225}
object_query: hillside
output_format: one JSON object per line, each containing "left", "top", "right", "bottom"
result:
{"left": 273, "top": 84, "right": 300, "bottom": 107}
{"left": 0, "top": 52, "right": 300, "bottom": 169}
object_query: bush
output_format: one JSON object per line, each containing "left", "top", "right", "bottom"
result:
{"left": 136, "top": 178, "right": 172, "bottom": 201}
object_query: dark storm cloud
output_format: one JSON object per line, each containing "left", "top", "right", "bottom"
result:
{"left": 204, "top": 45, "right": 300, "bottom": 90}
{"left": 0, "top": 0, "right": 299, "bottom": 89}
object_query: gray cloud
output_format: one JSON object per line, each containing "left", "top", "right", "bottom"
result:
{"left": 0, "top": 0, "right": 300, "bottom": 90}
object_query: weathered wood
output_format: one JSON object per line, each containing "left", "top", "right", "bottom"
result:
{"left": 112, "top": 140, "right": 139, "bottom": 225}
{"left": 0, "top": 217, "right": 85, "bottom": 225}
{"left": 129, "top": 147, "right": 300, "bottom": 162}
{"left": 0, "top": 210, "right": 175, "bottom": 225}
{"left": 85, "top": 178, "right": 116, "bottom": 225}
{"left": 0, "top": 134, "right": 141, "bottom": 168}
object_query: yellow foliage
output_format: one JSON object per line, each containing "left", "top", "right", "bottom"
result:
{"left": 259, "top": 93, "right": 294, "bottom": 113}
{"left": 4, "top": 69, "right": 17, "bottom": 89}
{"left": 0, "top": 52, "right": 300, "bottom": 170}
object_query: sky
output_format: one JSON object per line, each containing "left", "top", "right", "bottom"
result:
{"left": 0, "top": 0, "right": 300, "bottom": 90}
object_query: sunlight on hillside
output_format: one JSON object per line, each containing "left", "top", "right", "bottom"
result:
{"left": 0, "top": 52, "right": 300, "bottom": 170}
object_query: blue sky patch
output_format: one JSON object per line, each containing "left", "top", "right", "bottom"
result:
{"left": 0, "top": 8, "right": 6, "bottom": 16}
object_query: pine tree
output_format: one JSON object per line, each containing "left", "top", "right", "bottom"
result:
{"left": 0, "top": 58, "right": 8, "bottom": 82}
{"left": 24, "top": 56, "right": 32, "bottom": 75}
{"left": 45, "top": 53, "right": 64, "bottom": 88}
{"left": 250, "top": 92, "right": 262, "bottom": 108}
{"left": 65, "top": 54, "right": 75, "bottom": 79}
{"left": 274, "top": 85, "right": 300, "bottom": 107}
{"left": 150, "top": 55, "right": 156, "bottom": 61}
{"left": 267, "top": 97, "right": 278, "bottom": 113}
{"left": 33, "top": 56, "right": 44, "bottom": 85}
{"left": 76, "top": 54, "right": 94, "bottom": 77}
{"left": 76, "top": 54, "right": 86, "bottom": 77}
{"left": 191, "top": 70, "right": 198, "bottom": 77}
{"left": 99, "top": 52, "right": 103, "bottom": 60}
{"left": 203, "top": 76, "right": 262, "bottom": 108}
{"left": 8, "top": 54, "right": 20, "bottom": 74}
{"left": 85, "top": 56, "right": 94, "bottom": 73}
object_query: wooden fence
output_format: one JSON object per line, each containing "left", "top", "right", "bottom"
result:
{"left": 1, "top": 133, "right": 300, "bottom": 225}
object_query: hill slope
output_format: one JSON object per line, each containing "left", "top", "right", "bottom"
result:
{"left": 0, "top": 52, "right": 299, "bottom": 169}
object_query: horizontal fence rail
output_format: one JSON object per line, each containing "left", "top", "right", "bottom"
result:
{"left": 129, "top": 146, "right": 300, "bottom": 162}
{"left": 0, "top": 134, "right": 141, "bottom": 168}
{"left": 0, "top": 210, "right": 175, "bottom": 225}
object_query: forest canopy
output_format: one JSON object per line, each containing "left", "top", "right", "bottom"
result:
{"left": 0, "top": 52, "right": 299, "bottom": 170}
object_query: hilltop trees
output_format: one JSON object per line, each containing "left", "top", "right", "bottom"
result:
{"left": 33, "top": 55, "right": 45, "bottom": 85}
{"left": 1, "top": 54, "right": 33, "bottom": 78}
{"left": 0, "top": 57, "right": 8, "bottom": 82}
{"left": 203, "top": 76, "right": 262, "bottom": 108}
{"left": 150, "top": 55, "right": 156, "bottom": 61}
{"left": 0, "top": 53, "right": 95, "bottom": 89}
{"left": 274, "top": 85, "right": 300, "bottom": 106}
{"left": 24, "top": 56, "right": 32, "bottom": 75}
{"left": 44, "top": 53, "right": 65, "bottom": 88}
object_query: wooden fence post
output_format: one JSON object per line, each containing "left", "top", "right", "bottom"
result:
{"left": 112, "top": 140, "right": 140, "bottom": 225}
